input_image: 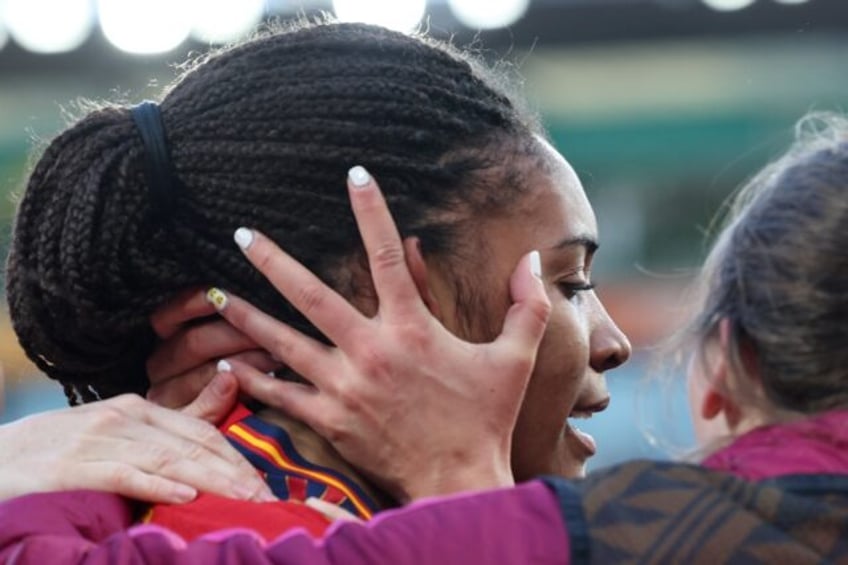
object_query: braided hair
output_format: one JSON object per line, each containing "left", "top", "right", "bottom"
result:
{"left": 6, "top": 21, "right": 542, "bottom": 405}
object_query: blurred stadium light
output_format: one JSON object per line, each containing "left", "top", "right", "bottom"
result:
{"left": 0, "top": 0, "right": 840, "bottom": 58}
{"left": 3, "top": 0, "right": 94, "bottom": 54}
{"left": 98, "top": 0, "right": 193, "bottom": 54}
{"left": 332, "top": 0, "right": 427, "bottom": 32}
{"left": 702, "top": 0, "right": 756, "bottom": 11}
{"left": 190, "top": 0, "right": 266, "bottom": 44}
{"left": 447, "top": 0, "right": 530, "bottom": 30}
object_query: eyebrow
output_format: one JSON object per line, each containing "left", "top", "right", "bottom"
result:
{"left": 553, "top": 235, "right": 599, "bottom": 254}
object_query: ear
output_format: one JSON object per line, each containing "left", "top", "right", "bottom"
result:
{"left": 402, "top": 237, "right": 442, "bottom": 319}
{"left": 700, "top": 318, "right": 742, "bottom": 427}
{"left": 700, "top": 384, "right": 725, "bottom": 421}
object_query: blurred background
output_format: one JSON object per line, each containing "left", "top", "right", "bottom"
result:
{"left": 1, "top": 0, "right": 846, "bottom": 470}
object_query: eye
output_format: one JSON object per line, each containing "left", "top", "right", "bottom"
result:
{"left": 557, "top": 281, "right": 595, "bottom": 301}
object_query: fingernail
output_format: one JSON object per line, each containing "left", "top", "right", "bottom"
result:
{"left": 211, "top": 371, "right": 232, "bottom": 396}
{"left": 216, "top": 359, "right": 232, "bottom": 373}
{"left": 234, "top": 227, "right": 254, "bottom": 250}
{"left": 529, "top": 250, "right": 542, "bottom": 278}
{"left": 348, "top": 165, "right": 371, "bottom": 188}
{"left": 171, "top": 484, "right": 197, "bottom": 503}
{"left": 206, "top": 287, "right": 228, "bottom": 311}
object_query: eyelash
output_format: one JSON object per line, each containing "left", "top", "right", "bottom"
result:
{"left": 557, "top": 281, "right": 595, "bottom": 300}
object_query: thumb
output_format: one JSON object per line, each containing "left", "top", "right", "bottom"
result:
{"left": 181, "top": 371, "right": 238, "bottom": 423}
{"left": 497, "top": 250, "right": 551, "bottom": 353}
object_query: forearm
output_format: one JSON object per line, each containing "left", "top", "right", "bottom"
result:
{"left": 0, "top": 482, "right": 570, "bottom": 564}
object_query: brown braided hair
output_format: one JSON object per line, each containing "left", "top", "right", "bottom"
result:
{"left": 6, "top": 21, "right": 543, "bottom": 405}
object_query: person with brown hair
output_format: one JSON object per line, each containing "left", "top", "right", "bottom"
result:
{"left": 2, "top": 19, "right": 628, "bottom": 540}
{"left": 1, "top": 112, "right": 847, "bottom": 563}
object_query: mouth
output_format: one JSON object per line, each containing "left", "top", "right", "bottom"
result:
{"left": 565, "top": 397, "right": 610, "bottom": 457}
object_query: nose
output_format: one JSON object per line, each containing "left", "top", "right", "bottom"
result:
{"left": 589, "top": 299, "right": 632, "bottom": 373}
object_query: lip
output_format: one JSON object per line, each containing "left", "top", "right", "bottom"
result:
{"left": 564, "top": 422, "right": 597, "bottom": 456}
{"left": 569, "top": 396, "right": 610, "bottom": 418}
{"left": 565, "top": 396, "right": 610, "bottom": 457}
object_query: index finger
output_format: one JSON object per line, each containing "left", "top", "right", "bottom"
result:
{"left": 347, "top": 166, "right": 426, "bottom": 319}
{"left": 232, "top": 231, "right": 365, "bottom": 350}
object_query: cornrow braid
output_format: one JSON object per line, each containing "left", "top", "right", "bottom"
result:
{"left": 6, "top": 21, "right": 542, "bottom": 405}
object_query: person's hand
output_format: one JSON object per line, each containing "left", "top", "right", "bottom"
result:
{"left": 146, "top": 288, "right": 281, "bottom": 409}
{"left": 208, "top": 166, "right": 551, "bottom": 503}
{"left": 0, "top": 379, "right": 274, "bottom": 504}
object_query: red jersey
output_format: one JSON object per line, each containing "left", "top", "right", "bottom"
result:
{"left": 143, "top": 404, "right": 380, "bottom": 541}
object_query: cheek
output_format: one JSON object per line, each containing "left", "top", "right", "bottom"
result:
{"left": 511, "top": 303, "right": 591, "bottom": 468}
{"left": 530, "top": 307, "right": 589, "bottom": 407}
{"left": 544, "top": 295, "right": 591, "bottom": 376}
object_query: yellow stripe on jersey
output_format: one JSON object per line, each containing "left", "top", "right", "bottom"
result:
{"left": 228, "top": 423, "right": 373, "bottom": 519}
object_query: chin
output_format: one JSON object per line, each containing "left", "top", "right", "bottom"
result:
{"left": 558, "top": 424, "right": 595, "bottom": 478}
{"left": 558, "top": 456, "right": 589, "bottom": 479}
{"left": 534, "top": 442, "right": 592, "bottom": 480}
{"left": 512, "top": 429, "right": 595, "bottom": 481}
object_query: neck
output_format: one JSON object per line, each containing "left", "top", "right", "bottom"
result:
{"left": 255, "top": 407, "right": 394, "bottom": 509}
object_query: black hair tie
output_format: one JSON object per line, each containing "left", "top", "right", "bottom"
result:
{"left": 131, "top": 101, "right": 180, "bottom": 225}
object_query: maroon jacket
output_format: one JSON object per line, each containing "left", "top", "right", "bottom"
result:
{"left": 0, "top": 481, "right": 568, "bottom": 564}
{"left": 2, "top": 410, "right": 847, "bottom": 564}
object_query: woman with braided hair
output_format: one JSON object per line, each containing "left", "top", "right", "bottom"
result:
{"left": 4, "top": 19, "right": 629, "bottom": 540}
{"left": 2, "top": 111, "right": 847, "bottom": 563}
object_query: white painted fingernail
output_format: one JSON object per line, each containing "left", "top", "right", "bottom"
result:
{"left": 234, "top": 227, "right": 254, "bottom": 250}
{"left": 529, "top": 250, "right": 542, "bottom": 278}
{"left": 348, "top": 165, "right": 371, "bottom": 188}
{"left": 206, "top": 287, "right": 228, "bottom": 311}
{"left": 217, "top": 359, "right": 232, "bottom": 373}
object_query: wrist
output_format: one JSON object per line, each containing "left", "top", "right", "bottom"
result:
{"left": 399, "top": 449, "right": 514, "bottom": 504}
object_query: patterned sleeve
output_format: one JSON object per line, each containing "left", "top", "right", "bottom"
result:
{"left": 541, "top": 460, "right": 848, "bottom": 563}
{"left": 0, "top": 482, "right": 571, "bottom": 564}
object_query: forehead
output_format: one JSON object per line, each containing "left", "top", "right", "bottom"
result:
{"left": 518, "top": 138, "right": 597, "bottom": 246}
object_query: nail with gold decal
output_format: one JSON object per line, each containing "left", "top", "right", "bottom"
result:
{"left": 206, "top": 287, "right": 228, "bottom": 311}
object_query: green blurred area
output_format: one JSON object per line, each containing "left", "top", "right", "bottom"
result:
{"left": 0, "top": 32, "right": 846, "bottom": 370}
{"left": 551, "top": 111, "right": 794, "bottom": 273}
